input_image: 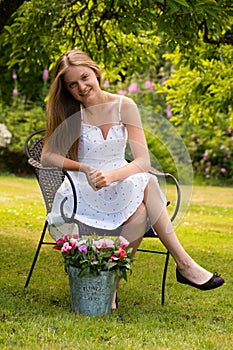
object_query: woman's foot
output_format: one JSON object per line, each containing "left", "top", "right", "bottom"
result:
{"left": 176, "top": 268, "right": 224, "bottom": 290}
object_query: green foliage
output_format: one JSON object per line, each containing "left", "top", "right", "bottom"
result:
{"left": 161, "top": 44, "right": 233, "bottom": 127}
{"left": 1, "top": 0, "right": 233, "bottom": 104}
{"left": 0, "top": 97, "right": 45, "bottom": 174}
{"left": 181, "top": 121, "right": 233, "bottom": 183}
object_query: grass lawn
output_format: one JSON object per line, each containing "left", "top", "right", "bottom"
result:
{"left": 0, "top": 175, "right": 233, "bottom": 349}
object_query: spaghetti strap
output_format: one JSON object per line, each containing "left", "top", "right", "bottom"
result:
{"left": 80, "top": 105, "right": 83, "bottom": 121}
{"left": 118, "top": 95, "right": 123, "bottom": 122}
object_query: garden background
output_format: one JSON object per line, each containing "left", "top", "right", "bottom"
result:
{"left": 0, "top": 1, "right": 233, "bottom": 349}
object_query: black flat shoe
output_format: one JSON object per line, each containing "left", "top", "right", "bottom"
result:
{"left": 176, "top": 269, "right": 224, "bottom": 290}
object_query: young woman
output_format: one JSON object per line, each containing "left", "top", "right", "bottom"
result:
{"left": 41, "top": 50, "right": 224, "bottom": 308}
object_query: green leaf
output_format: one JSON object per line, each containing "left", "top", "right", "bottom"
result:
{"left": 172, "top": 0, "right": 189, "bottom": 7}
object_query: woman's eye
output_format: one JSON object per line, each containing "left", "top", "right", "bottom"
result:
{"left": 82, "top": 75, "right": 88, "bottom": 80}
{"left": 69, "top": 82, "right": 77, "bottom": 88}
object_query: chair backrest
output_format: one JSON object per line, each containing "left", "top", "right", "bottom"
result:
{"left": 25, "top": 129, "right": 65, "bottom": 214}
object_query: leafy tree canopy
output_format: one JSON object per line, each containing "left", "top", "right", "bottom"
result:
{"left": 0, "top": 0, "right": 233, "bottom": 126}
{"left": 1, "top": 0, "right": 233, "bottom": 75}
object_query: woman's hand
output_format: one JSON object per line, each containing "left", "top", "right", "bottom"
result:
{"left": 88, "top": 169, "right": 113, "bottom": 191}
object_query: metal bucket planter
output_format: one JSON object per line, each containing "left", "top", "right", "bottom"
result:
{"left": 68, "top": 265, "right": 117, "bottom": 316}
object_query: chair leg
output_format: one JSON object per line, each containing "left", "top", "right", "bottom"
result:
{"left": 24, "top": 221, "right": 48, "bottom": 289}
{"left": 161, "top": 251, "right": 170, "bottom": 306}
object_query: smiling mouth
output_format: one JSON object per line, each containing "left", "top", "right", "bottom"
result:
{"left": 80, "top": 89, "right": 91, "bottom": 97}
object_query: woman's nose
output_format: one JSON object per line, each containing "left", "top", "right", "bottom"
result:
{"left": 77, "top": 81, "right": 86, "bottom": 91}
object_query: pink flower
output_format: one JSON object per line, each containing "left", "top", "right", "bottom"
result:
{"left": 118, "top": 248, "right": 126, "bottom": 259}
{"left": 43, "top": 68, "right": 49, "bottom": 81}
{"left": 78, "top": 245, "right": 88, "bottom": 254}
{"left": 118, "top": 237, "right": 129, "bottom": 249}
{"left": 220, "top": 145, "right": 225, "bottom": 150}
{"left": 145, "top": 80, "right": 154, "bottom": 91}
{"left": 73, "top": 233, "right": 79, "bottom": 239}
{"left": 95, "top": 241, "right": 103, "bottom": 250}
{"left": 205, "top": 168, "right": 209, "bottom": 173}
{"left": 206, "top": 161, "right": 211, "bottom": 166}
{"left": 220, "top": 168, "right": 227, "bottom": 173}
{"left": 69, "top": 238, "right": 78, "bottom": 249}
{"left": 12, "top": 73, "right": 17, "bottom": 80}
{"left": 227, "top": 128, "right": 231, "bottom": 134}
{"left": 12, "top": 88, "right": 18, "bottom": 96}
{"left": 118, "top": 90, "right": 127, "bottom": 96}
{"left": 56, "top": 237, "right": 67, "bottom": 245}
{"left": 61, "top": 242, "right": 72, "bottom": 253}
{"left": 104, "top": 80, "right": 110, "bottom": 87}
{"left": 166, "top": 104, "right": 172, "bottom": 118}
{"left": 128, "top": 82, "right": 140, "bottom": 94}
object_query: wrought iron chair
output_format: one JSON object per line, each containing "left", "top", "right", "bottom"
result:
{"left": 24, "top": 129, "right": 181, "bottom": 306}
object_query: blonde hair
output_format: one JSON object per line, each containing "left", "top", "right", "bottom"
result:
{"left": 44, "top": 50, "right": 102, "bottom": 160}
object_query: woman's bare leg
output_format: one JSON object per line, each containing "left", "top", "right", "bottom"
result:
{"left": 112, "top": 202, "right": 147, "bottom": 308}
{"left": 144, "top": 176, "right": 214, "bottom": 284}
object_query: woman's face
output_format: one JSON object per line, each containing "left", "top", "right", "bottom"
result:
{"left": 63, "top": 65, "right": 101, "bottom": 106}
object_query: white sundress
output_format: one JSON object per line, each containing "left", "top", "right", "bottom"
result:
{"left": 47, "top": 97, "right": 161, "bottom": 239}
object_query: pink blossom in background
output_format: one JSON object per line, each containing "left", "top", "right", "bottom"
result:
{"left": 128, "top": 82, "right": 140, "bottom": 94}
{"left": 43, "top": 68, "right": 49, "bottom": 81}
{"left": 205, "top": 168, "right": 209, "bottom": 173}
{"left": 145, "top": 80, "right": 154, "bottom": 91}
{"left": 73, "top": 233, "right": 79, "bottom": 239}
{"left": 12, "top": 73, "right": 17, "bottom": 80}
{"left": 220, "top": 145, "right": 225, "bottom": 150}
{"left": 220, "top": 168, "right": 227, "bottom": 173}
{"left": 227, "top": 128, "right": 231, "bottom": 134}
{"left": 21, "top": 99, "right": 26, "bottom": 104}
{"left": 12, "top": 88, "right": 18, "bottom": 96}
{"left": 104, "top": 80, "right": 110, "bottom": 87}
{"left": 166, "top": 104, "right": 172, "bottom": 118}
{"left": 206, "top": 174, "right": 210, "bottom": 178}
{"left": 162, "top": 77, "right": 166, "bottom": 86}
{"left": 191, "top": 134, "right": 196, "bottom": 139}
{"left": 207, "top": 161, "right": 211, "bottom": 166}
{"left": 118, "top": 90, "right": 127, "bottom": 95}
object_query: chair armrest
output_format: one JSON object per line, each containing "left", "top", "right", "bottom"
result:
{"left": 28, "top": 157, "right": 77, "bottom": 220}
{"left": 149, "top": 167, "right": 181, "bottom": 222}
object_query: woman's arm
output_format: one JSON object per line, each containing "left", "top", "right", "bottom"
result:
{"left": 41, "top": 144, "right": 95, "bottom": 185}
